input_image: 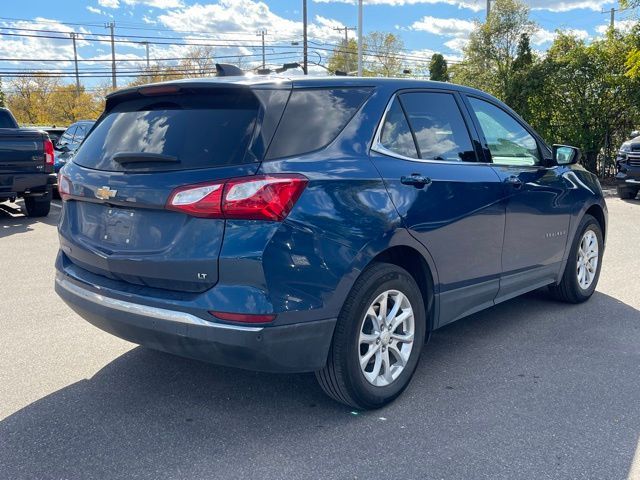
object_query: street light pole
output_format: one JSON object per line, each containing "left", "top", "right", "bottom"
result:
{"left": 357, "top": 0, "right": 363, "bottom": 76}
{"left": 69, "top": 32, "right": 80, "bottom": 96}
{"left": 303, "top": 0, "right": 308, "bottom": 75}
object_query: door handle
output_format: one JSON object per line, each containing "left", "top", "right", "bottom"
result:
{"left": 504, "top": 176, "right": 523, "bottom": 189}
{"left": 401, "top": 174, "right": 432, "bottom": 189}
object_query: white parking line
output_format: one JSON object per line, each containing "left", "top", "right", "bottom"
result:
{"left": 51, "top": 202, "right": 62, "bottom": 209}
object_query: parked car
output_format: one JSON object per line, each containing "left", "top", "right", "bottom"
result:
{"left": 0, "top": 107, "right": 55, "bottom": 217}
{"left": 615, "top": 131, "right": 640, "bottom": 199}
{"left": 55, "top": 78, "right": 607, "bottom": 409}
{"left": 23, "top": 126, "right": 67, "bottom": 145}
{"left": 54, "top": 120, "right": 95, "bottom": 173}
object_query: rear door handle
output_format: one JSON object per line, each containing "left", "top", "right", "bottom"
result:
{"left": 504, "top": 176, "right": 523, "bottom": 189}
{"left": 401, "top": 174, "right": 432, "bottom": 189}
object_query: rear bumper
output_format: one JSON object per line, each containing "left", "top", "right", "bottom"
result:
{"left": 0, "top": 173, "right": 55, "bottom": 199}
{"left": 55, "top": 274, "right": 336, "bottom": 373}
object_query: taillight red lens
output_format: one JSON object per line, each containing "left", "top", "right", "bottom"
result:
{"left": 166, "top": 174, "right": 308, "bottom": 221}
{"left": 209, "top": 311, "right": 276, "bottom": 324}
{"left": 44, "top": 138, "right": 54, "bottom": 166}
{"left": 58, "top": 174, "right": 71, "bottom": 200}
{"left": 166, "top": 181, "right": 224, "bottom": 218}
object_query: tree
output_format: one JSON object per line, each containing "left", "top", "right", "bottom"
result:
{"left": 526, "top": 32, "right": 640, "bottom": 176}
{"left": 451, "top": 0, "right": 535, "bottom": 99}
{"left": 504, "top": 33, "right": 536, "bottom": 119}
{"left": 364, "top": 32, "right": 405, "bottom": 77}
{"left": 429, "top": 54, "right": 449, "bottom": 82}
{"left": 327, "top": 38, "right": 359, "bottom": 74}
{"left": 0, "top": 77, "right": 5, "bottom": 108}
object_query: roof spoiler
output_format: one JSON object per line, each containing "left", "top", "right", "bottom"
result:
{"left": 216, "top": 63, "right": 245, "bottom": 77}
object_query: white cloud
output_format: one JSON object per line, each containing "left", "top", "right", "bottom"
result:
{"left": 314, "top": 0, "right": 614, "bottom": 12}
{"left": 410, "top": 16, "right": 476, "bottom": 37}
{"left": 595, "top": 19, "right": 638, "bottom": 35}
{"left": 531, "top": 27, "right": 589, "bottom": 45}
{"left": 443, "top": 37, "right": 469, "bottom": 53}
{"left": 123, "top": 0, "right": 184, "bottom": 8}
{"left": 98, "top": 0, "right": 120, "bottom": 7}
{"left": 86, "top": 6, "right": 105, "bottom": 14}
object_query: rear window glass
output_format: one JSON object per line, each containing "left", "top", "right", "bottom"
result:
{"left": 0, "top": 111, "right": 16, "bottom": 128}
{"left": 73, "top": 91, "right": 259, "bottom": 172}
{"left": 266, "top": 87, "right": 372, "bottom": 160}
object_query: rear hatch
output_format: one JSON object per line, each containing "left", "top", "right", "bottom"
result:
{"left": 58, "top": 82, "right": 290, "bottom": 292}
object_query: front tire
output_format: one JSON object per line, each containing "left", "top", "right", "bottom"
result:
{"left": 549, "top": 214, "right": 603, "bottom": 303}
{"left": 316, "top": 263, "right": 426, "bottom": 409}
{"left": 23, "top": 190, "right": 52, "bottom": 218}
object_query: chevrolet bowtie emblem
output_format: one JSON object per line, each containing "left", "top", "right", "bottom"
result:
{"left": 95, "top": 186, "right": 117, "bottom": 200}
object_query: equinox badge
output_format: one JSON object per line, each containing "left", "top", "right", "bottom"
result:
{"left": 95, "top": 186, "right": 117, "bottom": 200}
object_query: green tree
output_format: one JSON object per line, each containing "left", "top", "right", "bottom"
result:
{"left": 0, "top": 77, "right": 5, "bottom": 108}
{"left": 504, "top": 33, "right": 536, "bottom": 119}
{"left": 429, "top": 53, "right": 449, "bottom": 81}
{"left": 327, "top": 38, "right": 359, "bottom": 74}
{"left": 364, "top": 32, "right": 406, "bottom": 77}
{"left": 451, "top": 0, "right": 535, "bottom": 99}
{"left": 526, "top": 32, "right": 640, "bottom": 176}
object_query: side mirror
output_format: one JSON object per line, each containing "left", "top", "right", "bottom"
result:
{"left": 630, "top": 130, "right": 640, "bottom": 139}
{"left": 553, "top": 144, "right": 581, "bottom": 166}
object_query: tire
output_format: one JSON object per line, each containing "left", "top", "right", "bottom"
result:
{"left": 23, "top": 190, "right": 52, "bottom": 218}
{"left": 316, "top": 262, "right": 427, "bottom": 409}
{"left": 617, "top": 186, "right": 637, "bottom": 200}
{"left": 549, "top": 214, "right": 603, "bottom": 303}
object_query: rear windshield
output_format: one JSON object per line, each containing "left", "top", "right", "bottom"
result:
{"left": 73, "top": 91, "right": 260, "bottom": 172}
{"left": 0, "top": 110, "right": 16, "bottom": 128}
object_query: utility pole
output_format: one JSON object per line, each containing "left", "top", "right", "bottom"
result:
{"left": 486, "top": 0, "right": 491, "bottom": 19}
{"left": 303, "top": 0, "right": 308, "bottom": 75}
{"left": 142, "top": 41, "right": 150, "bottom": 69}
{"left": 333, "top": 26, "right": 356, "bottom": 74}
{"left": 357, "top": 0, "right": 363, "bottom": 76}
{"left": 257, "top": 30, "right": 268, "bottom": 69}
{"left": 601, "top": 6, "right": 627, "bottom": 30}
{"left": 69, "top": 32, "right": 80, "bottom": 96}
{"left": 105, "top": 22, "right": 116, "bottom": 89}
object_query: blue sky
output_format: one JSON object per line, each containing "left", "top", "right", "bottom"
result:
{"left": 0, "top": 0, "right": 637, "bottom": 88}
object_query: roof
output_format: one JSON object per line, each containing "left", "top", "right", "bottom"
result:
{"left": 107, "top": 75, "right": 490, "bottom": 100}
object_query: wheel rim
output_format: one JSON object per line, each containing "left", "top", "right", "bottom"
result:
{"left": 358, "top": 289, "right": 415, "bottom": 387}
{"left": 576, "top": 229, "right": 599, "bottom": 290}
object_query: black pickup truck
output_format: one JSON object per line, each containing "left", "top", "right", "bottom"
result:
{"left": 0, "top": 108, "right": 55, "bottom": 217}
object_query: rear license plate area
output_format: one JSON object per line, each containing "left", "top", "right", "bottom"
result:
{"left": 103, "top": 208, "right": 136, "bottom": 246}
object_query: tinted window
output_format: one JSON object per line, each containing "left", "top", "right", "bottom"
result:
{"left": 400, "top": 92, "right": 475, "bottom": 162}
{"left": 379, "top": 98, "right": 418, "bottom": 158}
{"left": 58, "top": 126, "right": 77, "bottom": 146}
{"left": 73, "top": 91, "right": 260, "bottom": 172}
{"left": 266, "top": 88, "right": 372, "bottom": 160}
{"left": 0, "top": 111, "right": 16, "bottom": 128}
{"left": 468, "top": 97, "right": 540, "bottom": 166}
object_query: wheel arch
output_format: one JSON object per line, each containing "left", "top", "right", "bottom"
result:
{"left": 584, "top": 203, "right": 606, "bottom": 243}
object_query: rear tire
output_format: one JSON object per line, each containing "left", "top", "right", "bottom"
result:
{"left": 549, "top": 214, "right": 603, "bottom": 303}
{"left": 617, "top": 186, "right": 638, "bottom": 200}
{"left": 24, "top": 190, "right": 51, "bottom": 218}
{"left": 316, "top": 262, "right": 426, "bottom": 409}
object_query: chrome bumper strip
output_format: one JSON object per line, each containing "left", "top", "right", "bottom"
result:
{"left": 55, "top": 276, "right": 264, "bottom": 332}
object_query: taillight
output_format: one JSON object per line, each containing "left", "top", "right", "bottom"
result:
{"left": 44, "top": 138, "right": 54, "bottom": 166}
{"left": 166, "top": 174, "right": 308, "bottom": 221}
{"left": 58, "top": 174, "right": 71, "bottom": 200}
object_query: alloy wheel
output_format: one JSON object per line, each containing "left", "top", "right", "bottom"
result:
{"left": 576, "top": 229, "right": 599, "bottom": 290}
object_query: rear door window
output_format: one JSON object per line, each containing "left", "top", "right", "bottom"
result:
{"left": 266, "top": 87, "right": 372, "bottom": 160}
{"left": 73, "top": 90, "right": 261, "bottom": 172}
{"left": 399, "top": 92, "right": 476, "bottom": 162}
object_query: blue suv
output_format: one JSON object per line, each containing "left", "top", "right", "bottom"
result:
{"left": 55, "top": 77, "right": 607, "bottom": 409}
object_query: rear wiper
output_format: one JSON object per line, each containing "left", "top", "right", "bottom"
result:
{"left": 112, "top": 152, "right": 180, "bottom": 164}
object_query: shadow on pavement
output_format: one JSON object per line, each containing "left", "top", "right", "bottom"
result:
{"left": 0, "top": 202, "right": 59, "bottom": 239}
{"left": 1, "top": 290, "right": 639, "bottom": 479}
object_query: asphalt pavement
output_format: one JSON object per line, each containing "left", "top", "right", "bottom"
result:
{"left": 0, "top": 194, "right": 638, "bottom": 480}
